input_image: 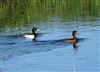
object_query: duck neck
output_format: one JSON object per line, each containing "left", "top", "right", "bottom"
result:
{"left": 72, "top": 34, "right": 75, "bottom": 37}
{"left": 73, "top": 35, "right": 76, "bottom": 38}
{"left": 32, "top": 32, "right": 35, "bottom": 35}
{"left": 33, "top": 32, "right": 37, "bottom": 37}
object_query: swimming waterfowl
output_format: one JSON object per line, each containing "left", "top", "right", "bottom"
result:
{"left": 65, "top": 31, "right": 78, "bottom": 43}
{"left": 24, "top": 27, "right": 38, "bottom": 40}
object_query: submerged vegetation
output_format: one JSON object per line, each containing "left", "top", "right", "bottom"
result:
{"left": 0, "top": 0, "right": 100, "bottom": 28}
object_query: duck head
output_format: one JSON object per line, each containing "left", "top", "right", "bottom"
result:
{"left": 72, "top": 31, "right": 77, "bottom": 37}
{"left": 32, "top": 27, "right": 37, "bottom": 34}
{"left": 32, "top": 27, "right": 38, "bottom": 40}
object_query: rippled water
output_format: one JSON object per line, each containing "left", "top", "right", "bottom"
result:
{"left": 0, "top": 17, "right": 100, "bottom": 72}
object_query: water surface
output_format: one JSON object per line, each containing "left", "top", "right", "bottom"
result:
{"left": 0, "top": 17, "right": 100, "bottom": 72}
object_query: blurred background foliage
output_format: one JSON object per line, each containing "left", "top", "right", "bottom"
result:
{"left": 0, "top": 0, "right": 100, "bottom": 28}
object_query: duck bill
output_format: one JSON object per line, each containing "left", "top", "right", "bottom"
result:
{"left": 36, "top": 29, "right": 40, "bottom": 33}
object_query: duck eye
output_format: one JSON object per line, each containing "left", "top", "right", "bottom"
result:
{"left": 35, "top": 28, "right": 37, "bottom": 31}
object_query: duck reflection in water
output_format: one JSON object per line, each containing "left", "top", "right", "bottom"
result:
{"left": 64, "top": 31, "right": 78, "bottom": 48}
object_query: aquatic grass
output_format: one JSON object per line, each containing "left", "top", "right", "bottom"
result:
{"left": 0, "top": 0, "right": 100, "bottom": 29}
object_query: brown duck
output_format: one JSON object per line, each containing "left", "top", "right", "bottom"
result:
{"left": 65, "top": 31, "right": 78, "bottom": 48}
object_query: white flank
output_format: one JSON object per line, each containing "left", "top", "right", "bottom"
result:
{"left": 24, "top": 35, "right": 35, "bottom": 39}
